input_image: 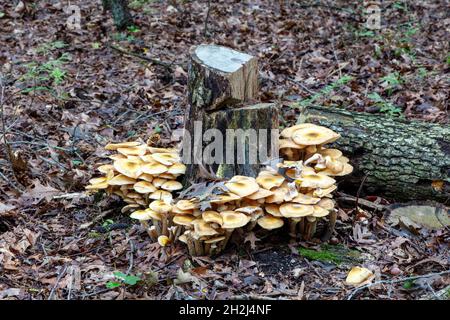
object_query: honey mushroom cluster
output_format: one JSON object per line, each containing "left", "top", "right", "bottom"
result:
{"left": 170, "top": 123, "right": 353, "bottom": 256}
{"left": 85, "top": 141, "right": 186, "bottom": 243}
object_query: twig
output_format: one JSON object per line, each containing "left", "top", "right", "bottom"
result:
{"left": 108, "top": 44, "right": 174, "bottom": 69}
{"left": 355, "top": 174, "right": 369, "bottom": 214}
{"left": 126, "top": 238, "right": 134, "bottom": 275}
{"left": 48, "top": 265, "right": 68, "bottom": 300}
{"left": 78, "top": 208, "right": 116, "bottom": 230}
{"left": 203, "top": 0, "right": 212, "bottom": 38}
{"left": 347, "top": 270, "right": 450, "bottom": 300}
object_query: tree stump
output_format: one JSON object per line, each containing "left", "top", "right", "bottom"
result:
{"left": 183, "top": 45, "right": 279, "bottom": 184}
{"left": 301, "top": 106, "right": 450, "bottom": 202}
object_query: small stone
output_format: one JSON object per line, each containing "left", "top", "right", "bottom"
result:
{"left": 390, "top": 266, "right": 401, "bottom": 276}
{"left": 330, "top": 237, "right": 339, "bottom": 244}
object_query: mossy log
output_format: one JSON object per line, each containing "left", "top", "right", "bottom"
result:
{"left": 302, "top": 106, "right": 450, "bottom": 202}
{"left": 102, "top": 0, "right": 133, "bottom": 30}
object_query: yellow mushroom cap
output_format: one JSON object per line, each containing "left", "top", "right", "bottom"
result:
{"left": 130, "top": 209, "right": 153, "bottom": 221}
{"left": 175, "top": 199, "right": 198, "bottom": 211}
{"left": 173, "top": 214, "right": 195, "bottom": 226}
{"left": 265, "top": 187, "right": 288, "bottom": 204}
{"left": 319, "top": 148, "right": 343, "bottom": 159}
{"left": 204, "top": 236, "right": 226, "bottom": 244}
{"left": 151, "top": 153, "right": 180, "bottom": 166}
{"left": 318, "top": 198, "right": 335, "bottom": 210}
{"left": 113, "top": 159, "right": 142, "bottom": 179}
{"left": 97, "top": 164, "right": 115, "bottom": 174}
{"left": 158, "top": 173, "right": 177, "bottom": 179}
{"left": 137, "top": 173, "right": 153, "bottom": 182}
{"left": 152, "top": 178, "right": 167, "bottom": 188}
{"left": 246, "top": 188, "right": 274, "bottom": 200}
{"left": 221, "top": 211, "right": 250, "bottom": 229}
{"left": 345, "top": 267, "right": 374, "bottom": 286}
{"left": 281, "top": 123, "right": 316, "bottom": 138}
{"left": 265, "top": 204, "right": 283, "bottom": 217}
{"left": 279, "top": 203, "right": 314, "bottom": 218}
{"left": 105, "top": 141, "right": 141, "bottom": 150}
{"left": 149, "top": 200, "right": 172, "bottom": 214}
{"left": 210, "top": 193, "right": 241, "bottom": 204}
{"left": 292, "top": 126, "right": 340, "bottom": 146}
{"left": 148, "top": 147, "right": 178, "bottom": 154}
{"left": 178, "top": 234, "right": 188, "bottom": 243}
{"left": 141, "top": 162, "right": 168, "bottom": 175}
{"left": 108, "top": 174, "right": 137, "bottom": 186}
{"left": 108, "top": 154, "right": 127, "bottom": 161}
{"left": 291, "top": 193, "right": 321, "bottom": 205}
{"left": 148, "top": 190, "right": 173, "bottom": 203}
{"left": 117, "top": 144, "right": 147, "bottom": 156}
{"left": 312, "top": 205, "right": 329, "bottom": 217}
{"left": 121, "top": 204, "right": 141, "bottom": 214}
{"left": 133, "top": 181, "right": 156, "bottom": 193}
{"left": 157, "top": 235, "right": 171, "bottom": 247}
{"left": 257, "top": 215, "right": 284, "bottom": 230}
{"left": 85, "top": 181, "right": 109, "bottom": 190}
{"left": 299, "top": 174, "right": 336, "bottom": 189}
{"left": 139, "top": 154, "right": 156, "bottom": 163}
{"left": 168, "top": 163, "right": 186, "bottom": 175}
{"left": 192, "top": 219, "right": 219, "bottom": 237}
{"left": 225, "top": 176, "right": 260, "bottom": 197}
{"left": 202, "top": 211, "right": 223, "bottom": 225}
{"left": 313, "top": 184, "right": 337, "bottom": 197}
{"left": 171, "top": 206, "right": 193, "bottom": 215}
{"left": 279, "top": 139, "right": 304, "bottom": 149}
{"left": 161, "top": 180, "right": 183, "bottom": 191}
{"left": 256, "top": 172, "right": 285, "bottom": 190}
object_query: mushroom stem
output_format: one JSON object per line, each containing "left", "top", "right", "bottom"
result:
{"left": 141, "top": 221, "right": 156, "bottom": 241}
{"left": 186, "top": 235, "right": 196, "bottom": 256}
{"left": 204, "top": 243, "right": 212, "bottom": 256}
{"left": 289, "top": 218, "right": 301, "bottom": 238}
{"left": 298, "top": 218, "right": 306, "bottom": 235}
{"left": 152, "top": 219, "right": 161, "bottom": 235}
{"left": 193, "top": 239, "right": 204, "bottom": 256}
{"left": 321, "top": 209, "right": 337, "bottom": 241}
{"left": 221, "top": 229, "right": 233, "bottom": 252}
{"left": 161, "top": 215, "right": 169, "bottom": 236}
{"left": 303, "top": 217, "right": 317, "bottom": 240}
{"left": 246, "top": 220, "right": 257, "bottom": 232}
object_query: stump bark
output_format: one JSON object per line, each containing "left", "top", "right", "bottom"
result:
{"left": 183, "top": 45, "right": 278, "bottom": 184}
{"left": 301, "top": 106, "right": 450, "bottom": 202}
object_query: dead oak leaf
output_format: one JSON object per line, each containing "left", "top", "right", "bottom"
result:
{"left": 244, "top": 231, "right": 260, "bottom": 250}
{"left": 20, "top": 179, "right": 62, "bottom": 204}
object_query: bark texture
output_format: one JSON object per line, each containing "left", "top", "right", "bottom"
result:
{"left": 302, "top": 106, "right": 450, "bottom": 202}
{"left": 102, "top": 0, "right": 133, "bottom": 30}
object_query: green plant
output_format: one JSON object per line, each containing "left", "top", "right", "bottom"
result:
{"left": 298, "top": 244, "right": 361, "bottom": 265}
{"left": 0, "top": 12, "right": 5, "bottom": 18}
{"left": 295, "top": 75, "right": 353, "bottom": 109}
{"left": 37, "top": 41, "right": 67, "bottom": 55}
{"left": 416, "top": 67, "right": 428, "bottom": 79}
{"left": 106, "top": 272, "right": 141, "bottom": 289}
{"left": 368, "top": 92, "right": 403, "bottom": 117}
{"left": 380, "top": 72, "right": 402, "bottom": 95}
{"left": 446, "top": 53, "right": 450, "bottom": 65}
{"left": 127, "top": 25, "right": 140, "bottom": 33}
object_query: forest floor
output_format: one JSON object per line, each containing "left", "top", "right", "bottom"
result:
{"left": 0, "top": 0, "right": 449, "bottom": 300}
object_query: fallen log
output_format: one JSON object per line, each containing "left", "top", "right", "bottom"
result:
{"left": 301, "top": 106, "right": 450, "bottom": 202}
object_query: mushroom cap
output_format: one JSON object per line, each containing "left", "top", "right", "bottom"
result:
{"left": 88, "top": 176, "right": 108, "bottom": 185}
{"left": 210, "top": 193, "right": 241, "bottom": 204}
{"left": 265, "top": 204, "right": 283, "bottom": 217}
{"left": 235, "top": 206, "right": 263, "bottom": 215}
{"left": 152, "top": 178, "right": 167, "bottom": 188}
{"left": 256, "top": 172, "right": 285, "bottom": 190}
{"left": 133, "top": 181, "right": 156, "bottom": 193}
{"left": 148, "top": 190, "right": 173, "bottom": 203}
{"left": 108, "top": 174, "right": 137, "bottom": 186}
{"left": 139, "top": 154, "right": 156, "bottom": 163}
{"left": 149, "top": 200, "right": 172, "bottom": 214}
{"left": 168, "top": 163, "right": 186, "bottom": 175}
{"left": 279, "top": 203, "right": 314, "bottom": 218}
{"left": 148, "top": 147, "right": 178, "bottom": 154}
{"left": 97, "top": 164, "right": 115, "bottom": 174}
{"left": 292, "top": 126, "right": 340, "bottom": 146}
{"left": 175, "top": 199, "right": 198, "bottom": 211}
{"left": 225, "top": 176, "right": 260, "bottom": 197}
{"left": 318, "top": 198, "right": 335, "bottom": 210}
{"left": 141, "top": 162, "right": 168, "bottom": 175}
{"left": 113, "top": 159, "right": 142, "bottom": 178}
{"left": 313, "top": 184, "right": 337, "bottom": 197}
{"left": 202, "top": 211, "right": 223, "bottom": 225}
{"left": 281, "top": 123, "right": 316, "bottom": 138}
{"left": 121, "top": 204, "right": 141, "bottom": 214}
{"left": 299, "top": 174, "right": 336, "bottom": 189}
{"left": 157, "top": 235, "right": 171, "bottom": 247}
{"left": 173, "top": 214, "right": 195, "bottom": 226}
{"left": 221, "top": 211, "right": 250, "bottom": 229}
{"left": 345, "top": 267, "right": 374, "bottom": 286}
{"left": 291, "top": 193, "right": 321, "bottom": 205}
{"left": 105, "top": 141, "right": 141, "bottom": 150}
{"left": 178, "top": 234, "right": 188, "bottom": 243}
{"left": 108, "top": 154, "right": 127, "bottom": 161}
{"left": 319, "top": 148, "right": 343, "bottom": 159}
{"left": 257, "top": 215, "right": 284, "bottom": 230}
{"left": 158, "top": 173, "right": 177, "bottom": 179}
{"left": 192, "top": 219, "right": 219, "bottom": 237}
{"left": 279, "top": 139, "right": 304, "bottom": 149}
{"left": 161, "top": 180, "right": 183, "bottom": 191}
{"left": 204, "top": 236, "right": 226, "bottom": 244}
{"left": 312, "top": 205, "right": 329, "bottom": 217}
{"left": 137, "top": 173, "right": 153, "bottom": 182}
{"left": 246, "top": 188, "right": 274, "bottom": 200}
{"left": 130, "top": 209, "right": 153, "bottom": 221}
{"left": 151, "top": 153, "right": 180, "bottom": 166}
{"left": 265, "top": 187, "right": 288, "bottom": 204}
{"left": 117, "top": 145, "right": 147, "bottom": 156}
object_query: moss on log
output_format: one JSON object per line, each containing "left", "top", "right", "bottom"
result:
{"left": 302, "top": 106, "right": 450, "bottom": 202}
